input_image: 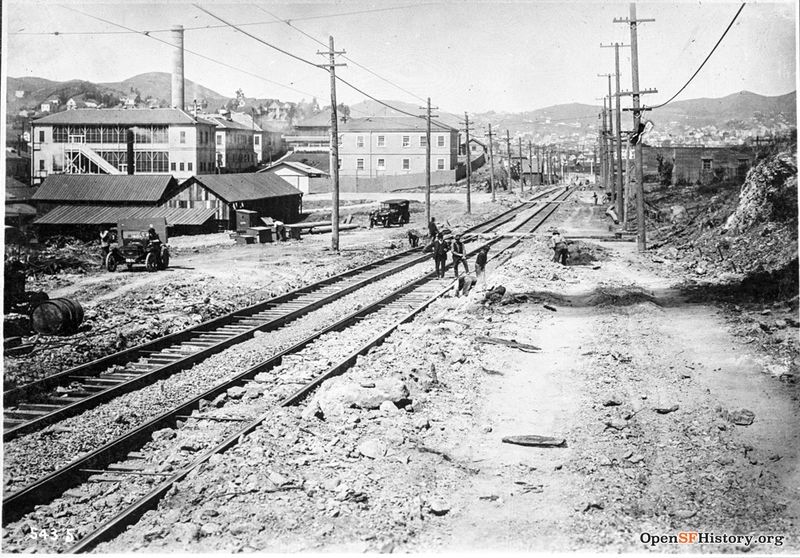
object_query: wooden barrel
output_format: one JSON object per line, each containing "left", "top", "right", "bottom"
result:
{"left": 31, "top": 298, "right": 84, "bottom": 335}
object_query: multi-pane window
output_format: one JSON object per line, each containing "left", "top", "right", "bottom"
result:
{"left": 216, "top": 134, "right": 222, "bottom": 146}
{"left": 53, "top": 127, "right": 67, "bottom": 142}
{"left": 180, "top": 131, "right": 186, "bottom": 144}
{"left": 171, "top": 162, "right": 176, "bottom": 171}
{"left": 188, "top": 162, "right": 193, "bottom": 172}
{"left": 377, "top": 158, "right": 386, "bottom": 170}
{"left": 420, "top": 135, "right": 427, "bottom": 147}
{"left": 437, "top": 135, "right": 445, "bottom": 147}
{"left": 179, "top": 162, "right": 185, "bottom": 171}
{"left": 437, "top": 158, "right": 445, "bottom": 170}
{"left": 357, "top": 135, "right": 364, "bottom": 148}
{"left": 701, "top": 158, "right": 712, "bottom": 171}
{"left": 402, "top": 159, "right": 410, "bottom": 170}
{"left": 39, "top": 130, "right": 45, "bottom": 142}
{"left": 377, "top": 135, "right": 385, "bottom": 147}
{"left": 402, "top": 136, "right": 410, "bottom": 147}
{"left": 357, "top": 158, "right": 364, "bottom": 171}
{"left": 255, "top": 136, "right": 260, "bottom": 145}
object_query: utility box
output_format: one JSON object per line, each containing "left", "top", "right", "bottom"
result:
{"left": 236, "top": 209, "right": 260, "bottom": 233}
{"left": 247, "top": 226, "right": 273, "bottom": 243}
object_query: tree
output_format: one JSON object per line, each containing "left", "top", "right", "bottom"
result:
{"left": 656, "top": 153, "right": 673, "bottom": 186}
{"left": 235, "top": 89, "right": 246, "bottom": 108}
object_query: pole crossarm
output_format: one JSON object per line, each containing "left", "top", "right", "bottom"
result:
{"left": 613, "top": 17, "right": 655, "bottom": 23}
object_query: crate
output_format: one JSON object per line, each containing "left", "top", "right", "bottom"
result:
{"left": 235, "top": 235, "right": 256, "bottom": 245}
{"left": 236, "top": 209, "right": 260, "bottom": 233}
{"left": 247, "top": 226, "right": 273, "bottom": 243}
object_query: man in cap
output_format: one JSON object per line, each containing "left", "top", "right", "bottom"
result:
{"left": 451, "top": 234, "right": 468, "bottom": 278}
{"left": 146, "top": 224, "right": 162, "bottom": 268}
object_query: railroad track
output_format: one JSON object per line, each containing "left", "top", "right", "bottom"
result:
{"left": 1, "top": 187, "right": 571, "bottom": 552}
{"left": 3, "top": 189, "right": 556, "bottom": 442}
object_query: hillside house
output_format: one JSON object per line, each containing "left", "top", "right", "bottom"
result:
{"left": 30, "top": 108, "right": 218, "bottom": 184}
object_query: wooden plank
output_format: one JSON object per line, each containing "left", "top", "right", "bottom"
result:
{"left": 474, "top": 336, "right": 541, "bottom": 353}
{"left": 502, "top": 435, "right": 566, "bottom": 448}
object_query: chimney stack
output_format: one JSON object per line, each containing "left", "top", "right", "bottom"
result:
{"left": 170, "top": 25, "right": 185, "bottom": 111}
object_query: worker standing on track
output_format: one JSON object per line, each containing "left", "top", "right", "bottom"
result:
{"left": 433, "top": 232, "right": 449, "bottom": 278}
{"left": 428, "top": 217, "right": 439, "bottom": 240}
{"left": 451, "top": 234, "right": 468, "bottom": 278}
{"left": 475, "top": 246, "right": 489, "bottom": 290}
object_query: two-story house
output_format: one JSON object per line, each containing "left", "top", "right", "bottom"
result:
{"left": 30, "top": 108, "right": 217, "bottom": 184}
{"left": 338, "top": 116, "right": 459, "bottom": 178}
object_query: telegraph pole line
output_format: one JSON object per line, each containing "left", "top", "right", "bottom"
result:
{"left": 598, "top": 73, "right": 616, "bottom": 203}
{"left": 486, "top": 124, "right": 496, "bottom": 202}
{"left": 419, "top": 97, "right": 439, "bottom": 226}
{"left": 597, "top": 97, "right": 608, "bottom": 193}
{"left": 505, "top": 130, "right": 513, "bottom": 190}
{"left": 461, "top": 112, "right": 472, "bottom": 214}
{"left": 517, "top": 136, "right": 524, "bottom": 193}
{"left": 528, "top": 141, "right": 534, "bottom": 191}
{"left": 602, "top": 42, "right": 630, "bottom": 223}
{"left": 317, "top": 36, "right": 346, "bottom": 252}
{"left": 616, "top": 3, "right": 656, "bottom": 251}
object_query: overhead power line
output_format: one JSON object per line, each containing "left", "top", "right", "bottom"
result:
{"left": 648, "top": 3, "right": 746, "bottom": 110}
{"left": 62, "top": 6, "right": 325, "bottom": 100}
{"left": 12, "top": 4, "right": 433, "bottom": 36}
{"left": 254, "top": 5, "right": 428, "bottom": 104}
{"left": 195, "top": 4, "right": 456, "bottom": 130}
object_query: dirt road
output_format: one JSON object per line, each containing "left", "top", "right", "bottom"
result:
{"left": 93, "top": 190, "right": 799, "bottom": 553}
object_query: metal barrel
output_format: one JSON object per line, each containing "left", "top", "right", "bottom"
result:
{"left": 31, "top": 298, "right": 84, "bottom": 335}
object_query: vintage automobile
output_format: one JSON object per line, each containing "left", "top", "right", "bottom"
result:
{"left": 106, "top": 218, "right": 170, "bottom": 272}
{"left": 369, "top": 199, "right": 411, "bottom": 228}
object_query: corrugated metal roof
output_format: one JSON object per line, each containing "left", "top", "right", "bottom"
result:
{"left": 34, "top": 204, "right": 217, "bottom": 226}
{"left": 4, "top": 178, "right": 37, "bottom": 202}
{"left": 33, "top": 174, "right": 177, "bottom": 203}
{"left": 190, "top": 173, "right": 302, "bottom": 203}
{"left": 32, "top": 108, "right": 209, "bottom": 126}
{"left": 339, "top": 116, "right": 456, "bottom": 133}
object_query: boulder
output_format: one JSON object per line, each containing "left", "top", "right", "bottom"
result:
{"left": 313, "top": 376, "right": 409, "bottom": 418}
{"left": 357, "top": 438, "right": 387, "bottom": 459}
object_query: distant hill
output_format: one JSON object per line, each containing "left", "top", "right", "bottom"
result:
{"left": 7, "top": 72, "right": 230, "bottom": 112}
{"left": 470, "top": 91, "right": 796, "bottom": 139}
{"left": 349, "top": 99, "right": 462, "bottom": 129}
{"left": 99, "top": 72, "right": 229, "bottom": 108}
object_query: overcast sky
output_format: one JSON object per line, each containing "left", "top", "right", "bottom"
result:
{"left": 2, "top": 0, "right": 797, "bottom": 114}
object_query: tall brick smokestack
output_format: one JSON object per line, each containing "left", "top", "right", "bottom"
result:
{"left": 170, "top": 25, "right": 185, "bottom": 110}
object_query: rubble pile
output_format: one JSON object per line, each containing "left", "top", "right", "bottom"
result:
{"left": 651, "top": 149, "right": 798, "bottom": 299}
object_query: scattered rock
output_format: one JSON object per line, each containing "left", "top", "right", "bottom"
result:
{"left": 358, "top": 438, "right": 388, "bottom": 459}
{"left": 227, "top": 386, "right": 246, "bottom": 400}
{"left": 653, "top": 405, "right": 679, "bottom": 414}
{"left": 672, "top": 509, "right": 697, "bottom": 519}
{"left": 152, "top": 428, "right": 176, "bottom": 442}
{"left": 729, "top": 409, "right": 756, "bottom": 426}
{"left": 602, "top": 396, "right": 623, "bottom": 407}
{"left": 429, "top": 499, "right": 451, "bottom": 516}
{"left": 628, "top": 454, "right": 645, "bottom": 464}
{"left": 379, "top": 401, "right": 399, "bottom": 414}
{"left": 583, "top": 501, "right": 604, "bottom": 512}
{"left": 481, "top": 424, "right": 493, "bottom": 433}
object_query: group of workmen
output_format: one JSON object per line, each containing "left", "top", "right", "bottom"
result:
{"left": 416, "top": 216, "right": 571, "bottom": 297}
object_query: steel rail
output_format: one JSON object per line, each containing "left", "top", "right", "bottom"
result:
{"left": 67, "top": 186, "right": 572, "bottom": 553}
{"left": 2, "top": 188, "right": 562, "bottom": 525}
{"left": 3, "top": 189, "right": 557, "bottom": 441}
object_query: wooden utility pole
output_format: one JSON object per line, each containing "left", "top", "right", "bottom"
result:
{"left": 317, "top": 36, "right": 345, "bottom": 252}
{"left": 419, "top": 97, "right": 438, "bottom": 226}
{"left": 528, "top": 141, "right": 534, "bottom": 191}
{"left": 598, "top": 74, "right": 616, "bottom": 198}
{"left": 598, "top": 99, "right": 608, "bottom": 191}
{"left": 505, "top": 130, "right": 513, "bottom": 190}
{"left": 462, "top": 112, "right": 472, "bottom": 213}
{"left": 616, "top": 3, "right": 656, "bottom": 251}
{"left": 517, "top": 136, "right": 523, "bottom": 192}
{"left": 486, "top": 124, "right": 496, "bottom": 202}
